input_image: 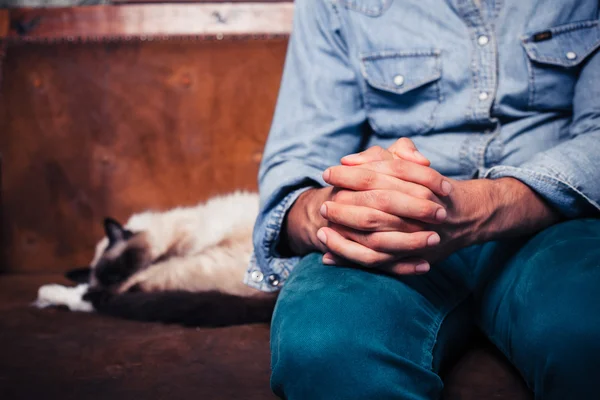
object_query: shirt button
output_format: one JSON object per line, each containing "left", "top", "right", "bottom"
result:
{"left": 478, "top": 91, "right": 489, "bottom": 101}
{"left": 267, "top": 274, "right": 281, "bottom": 287}
{"left": 477, "top": 35, "right": 489, "bottom": 46}
{"left": 566, "top": 51, "right": 577, "bottom": 60}
{"left": 393, "top": 74, "right": 405, "bottom": 86}
{"left": 251, "top": 270, "right": 264, "bottom": 283}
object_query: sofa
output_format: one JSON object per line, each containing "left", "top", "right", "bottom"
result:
{"left": 0, "top": 4, "right": 532, "bottom": 399}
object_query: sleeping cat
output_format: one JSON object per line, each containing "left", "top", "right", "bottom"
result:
{"left": 53, "top": 191, "right": 277, "bottom": 327}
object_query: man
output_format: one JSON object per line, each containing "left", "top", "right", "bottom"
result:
{"left": 245, "top": 0, "right": 600, "bottom": 398}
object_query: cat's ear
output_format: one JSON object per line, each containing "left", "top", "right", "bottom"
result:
{"left": 104, "top": 217, "right": 129, "bottom": 244}
{"left": 65, "top": 267, "right": 92, "bottom": 283}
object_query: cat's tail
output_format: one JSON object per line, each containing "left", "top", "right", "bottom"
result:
{"left": 84, "top": 289, "right": 277, "bottom": 327}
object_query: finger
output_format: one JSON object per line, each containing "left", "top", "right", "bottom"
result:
{"left": 322, "top": 252, "right": 346, "bottom": 266}
{"left": 388, "top": 138, "right": 431, "bottom": 166}
{"left": 331, "top": 189, "right": 448, "bottom": 224}
{"left": 324, "top": 166, "right": 443, "bottom": 204}
{"left": 317, "top": 227, "right": 394, "bottom": 267}
{"left": 340, "top": 146, "right": 394, "bottom": 166}
{"left": 322, "top": 251, "right": 430, "bottom": 276}
{"left": 321, "top": 202, "right": 424, "bottom": 232}
{"left": 330, "top": 223, "right": 441, "bottom": 253}
{"left": 357, "top": 159, "right": 452, "bottom": 197}
{"left": 384, "top": 259, "right": 431, "bottom": 275}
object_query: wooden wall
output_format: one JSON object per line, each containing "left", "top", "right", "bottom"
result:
{"left": 0, "top": 4, "right": 291, "bottom": 273}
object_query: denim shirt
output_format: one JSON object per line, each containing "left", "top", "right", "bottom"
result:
{"left": 245, "top": 0, "right": 600, "bottom": 292}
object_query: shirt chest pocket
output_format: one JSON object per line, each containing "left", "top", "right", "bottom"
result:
{"left": 359, "top": 50, "right": 442, "bottom": 137}
{"left": 521, "top": 20, "right": 600, "bottom": 110}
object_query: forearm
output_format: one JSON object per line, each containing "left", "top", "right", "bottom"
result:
{"left": 455, "top": 177, "right": 563, "bottom": 246}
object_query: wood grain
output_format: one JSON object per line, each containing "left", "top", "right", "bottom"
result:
{"left": 0, "top": 9, "right": 9, "bottom": 39}
{"left": 0, "top": 38, "right": 288, "bottom": 273}
{"left": 7, "top": 3, "right": 293, "bottom": 40}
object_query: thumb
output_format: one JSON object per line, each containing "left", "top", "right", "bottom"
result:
{"left": 388, "top": 138, "right": 430, "bottom": 166}
{"left": 340, "top": 146, "right": 394, "bottom": 166}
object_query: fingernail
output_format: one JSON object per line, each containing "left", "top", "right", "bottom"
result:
{"left": 323, "top": 169, "right": 331, "bottom": 181}
{"left": 320, "top": 203, "right": 328, "bottom": 218}
{"left": 415, "top": 263, "right": 430, "bottom": 274}
{"left": 317, "top": 229, "right": 327, "bottom": 244}
{"left": 441, "top": 180, "right": 452, "bottom": 195}
{"left": 323, "top": 254, "right": 335, "bottom": 265}
{"left": 341, "top": 153, "right": 358, "bottom": 162}
{"left": 413, "top": 150, "right": 428, "bottom": 162}
{"left": 427, "top": 233, "right": 440, "bottom": 246}
{"left": 435, "top": 208, "right": 447, "bottom": 222}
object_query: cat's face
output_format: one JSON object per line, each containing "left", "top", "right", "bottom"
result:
{"left": 88, "top": 218, "right": 153, "bottom": 291}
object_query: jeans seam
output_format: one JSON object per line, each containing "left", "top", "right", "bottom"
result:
{"left": 424, "top": 295, "right": 471, "bottom": 372}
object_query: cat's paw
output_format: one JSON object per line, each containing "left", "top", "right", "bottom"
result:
{"left": 34, "top": 283, "right": 94, "bottom": 312}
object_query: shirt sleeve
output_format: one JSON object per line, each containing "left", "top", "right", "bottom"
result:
{"left": 484, "top": 47, "right": 600, "bottom": 218}
{"left": 245, "top": 0, "right": 367, "bottom": 291}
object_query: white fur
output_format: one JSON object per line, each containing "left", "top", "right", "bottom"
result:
{"left": 90, "top": 191, "right": 259, "bottom": 267}
{"left": 33, "top": 284, "right": 93, "bottom": 312}
{"left": 35, "top": 191, "right": 260, "bottom": 312}
{"left": 113, "top": 191, "right": 259, "bottom": 295}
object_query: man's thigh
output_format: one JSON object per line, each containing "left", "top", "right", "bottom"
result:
{"left": 270, "top": 252, "right": 475, "bottom": 400}
{"left": 476, "top": 218, "right": 600, "bottom": 399}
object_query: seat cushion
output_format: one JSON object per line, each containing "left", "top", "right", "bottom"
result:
{"left": 0, "top": 274, "right": 531, "bottom": 399}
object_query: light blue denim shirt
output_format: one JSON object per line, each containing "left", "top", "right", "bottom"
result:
{"left": 245, "top": 0, "right": 600, "bottom": 292}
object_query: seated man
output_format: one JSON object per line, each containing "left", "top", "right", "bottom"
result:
{"left": 245, "top": 0, "right": 600, "bottom": 398}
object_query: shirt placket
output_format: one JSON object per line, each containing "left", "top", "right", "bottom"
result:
{"left": 456, "top": 0, "right": 501, "bottom": 175}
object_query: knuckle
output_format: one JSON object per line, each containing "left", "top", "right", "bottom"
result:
{"left": 361, "top": 232, "right": 377, "bottom": 247}
{"left": 407, "top": 235, "right": 427, "bottom": 251}
{"left": 361, "top": 251, "right": 380, "bottom": 266}
{"left": 360, "top": 171, "right": 377, "bottom": 188}
{"left": 359, "top": 212, "right": 379, "bottom": 230}
{"left": 414, "top": 186, "right": 434, "bottom": 200}
{"left": 373, "top": 192, "right": 390, "bottom": 209}
{"left": 331, "top": 189, "right": 346, "bottom": 203}
{"left": 425, "top": 169, "right": 440, "bottom": 187}
{"left": 391, "top": 159, "right": 406, "bottom": 176}
{"left": 418, "top": 203, "right": 437, "bottom": 219}
{"left": 398, "top": 137, "right": 414, "bottom": 148}
{"left": 371, "top": 145, "right": 384, "bottom": 154}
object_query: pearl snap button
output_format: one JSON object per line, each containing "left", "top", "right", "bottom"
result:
{"left": 251, "top": 270, "right": 264, "bottom": 283}
{"left": 393, "top": 74, "right": 405, "bottom": 86}
{"left": 478, "top": 91, "right": 489, "bottom": 101}
{"left": 477, "top": 35, "right": 489, "bottom": 46}
{"left": 267, "top": 274, "right": 281, "bottom": 287}
{"left": 566, "top": 51, "right": 577, "bottom": 60}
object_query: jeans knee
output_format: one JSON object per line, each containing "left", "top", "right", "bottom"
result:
{"left": 271, "top": 316, "right": 348, "bottom": 384}
{"left": 513, "top": 311, "right": 600, "bottom": 398}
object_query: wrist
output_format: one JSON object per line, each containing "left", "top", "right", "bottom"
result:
{"left": 453, "top": 177, "right": 561, "bottom": 245}
{"left": 280, "top": 187, "right": 331, "bottom": 256}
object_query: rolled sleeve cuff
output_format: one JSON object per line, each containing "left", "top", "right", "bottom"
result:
{"left": 244, "top": 187, "right": 315, "bottom": 292}
{"left": 484, "top": 165, "right": 600, "bottom": 218}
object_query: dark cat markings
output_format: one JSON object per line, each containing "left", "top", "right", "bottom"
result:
{"left": 67, "top": 215, "right": 277, "bottom": 328}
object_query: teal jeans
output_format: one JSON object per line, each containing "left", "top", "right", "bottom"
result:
{"left": 270, "top": 219, "right": 600, "bottom": 399}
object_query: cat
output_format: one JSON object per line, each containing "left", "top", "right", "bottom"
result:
{"left": 59, "top": 191, "right": 277, "bottom": 327}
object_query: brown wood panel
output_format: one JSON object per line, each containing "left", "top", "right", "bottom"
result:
{"left": 113, "top": 0, "right": 291, "bottom": 3}
{"left": 7, "top": 3, "right": 293, "bottom": 40}
{"left": 0, "top": 10, "right": 9, "bottom": 38}
{"left": 0, "top": 38, "right": 288, "bottom": 273}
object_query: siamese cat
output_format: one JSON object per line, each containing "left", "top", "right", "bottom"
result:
{"left": 60, "top": 191, "right": 277, "bottom": 327}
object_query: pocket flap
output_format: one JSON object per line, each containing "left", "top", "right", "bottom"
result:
{"left": 360, "top": 50, "right": 441, "bottom": 95}
{"left": 522, "top": 20, "right": 600, "bottom": 67}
